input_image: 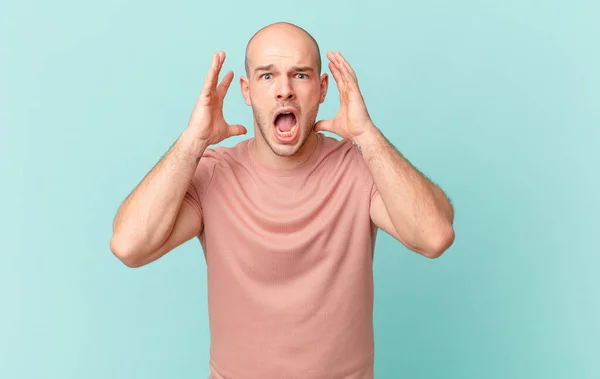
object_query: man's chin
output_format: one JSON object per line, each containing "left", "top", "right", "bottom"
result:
{"left": 268, "top": 142, "right": 301, "bottom": 157}
{"left": 270, "top": 130, "right": 316, "bottom": 157}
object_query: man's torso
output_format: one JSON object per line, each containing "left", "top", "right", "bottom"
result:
{"left": 186, "top": 133, "right": 378, "bottom": 378}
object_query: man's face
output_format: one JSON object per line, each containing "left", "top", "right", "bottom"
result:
{"left": 241, "top": 32, "right": 328, "bottom": 157}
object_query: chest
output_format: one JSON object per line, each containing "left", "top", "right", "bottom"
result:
{"left": 200, "top": 163, "right": 372, "bottom": 248}
{"left": 197, "top": 163, "right": 376, "bottom": 284}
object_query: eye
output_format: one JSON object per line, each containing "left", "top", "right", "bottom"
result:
{"left": 261, "top": 73, "right": 272, "bottom": 80}
{"left": 296, "top": 73, "right": 308, "bottom": 79}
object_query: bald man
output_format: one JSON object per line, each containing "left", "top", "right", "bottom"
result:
{"left": 111, "top": 22, "right": 455, "bottom": 379}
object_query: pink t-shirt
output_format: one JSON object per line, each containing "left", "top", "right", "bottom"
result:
{"left": 184, "top": 132, "right": 379, "bottom": 379}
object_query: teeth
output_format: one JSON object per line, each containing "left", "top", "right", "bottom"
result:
{"left": 276, "top": 124, "right": 297, "bottom": 137}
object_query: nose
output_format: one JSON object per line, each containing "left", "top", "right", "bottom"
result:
{"left": 276, "top": 77, "right": 295, "bottom": 101}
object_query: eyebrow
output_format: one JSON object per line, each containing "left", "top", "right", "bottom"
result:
{"left": 254, "top": 64, "right": 274, "bottom": 73}
{"left": 292, "top": 66, "right": 314, "bottom": 72}
{"left": 254, "top": 64, "right": 314, "bottom": 73}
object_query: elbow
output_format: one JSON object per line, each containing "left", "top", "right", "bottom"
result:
{"left": 422, "top": 224, "right": 455, "bottom": 259}
{"left": 110, "top": 235, "right": 145, "bottom": 268}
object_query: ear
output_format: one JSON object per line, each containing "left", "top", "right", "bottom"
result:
{"left": 319, "top": 73, "right": 329, "bottom": 104}
{"left": 240, "top": 76, "right": 252, "bottom": 106}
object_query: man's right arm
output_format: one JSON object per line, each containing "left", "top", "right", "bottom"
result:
{"left": 110, "top": 50, "right": 246, "bottom": 267}
{"left": 109, "top": 129, "right": 208, "bottom": 268}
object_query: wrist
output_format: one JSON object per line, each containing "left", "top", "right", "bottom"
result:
{"left": 352, "top": 122, "right": 381, "bottom": 151}
{"left": 177, "top": 129, "right": 210, "bottom": 161}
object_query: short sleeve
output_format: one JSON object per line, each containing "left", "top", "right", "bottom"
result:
{"left": 350, "top": 139, "right": 379, "bottom": 202}
{"left": 183, "top": 147, "right": 220, "bottom": 223}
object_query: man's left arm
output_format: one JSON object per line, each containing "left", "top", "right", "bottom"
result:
{"left": 314, "top": 50, "right": 455, "bottom": 258}
{"left": 354, "top": 125, "right": 455, "bottom": 258}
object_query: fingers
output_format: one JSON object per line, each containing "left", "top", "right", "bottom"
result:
{"left": 327, "top": 50, "right": 358, "bottom": 91}
{"left": 201, "top": 53, "right": 218, "bottom": 92}
{"left": 202, "top": 51, "right": 226, "bottom": 93}
{"left": 327, "top": 59, "right": 346, "bottom": 93}
{"left": 217, "top": 70, "right": 234, "bottom": 100}
{"left": 336, "top": 51, "right": 357, "bottom": 80}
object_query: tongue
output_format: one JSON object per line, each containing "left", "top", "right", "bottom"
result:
{"left": 275, "top": 114, "right": 296, "bottom": 131}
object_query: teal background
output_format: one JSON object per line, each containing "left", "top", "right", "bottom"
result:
{"left": 2, "top": 0, "right": 599, "bottom": 377}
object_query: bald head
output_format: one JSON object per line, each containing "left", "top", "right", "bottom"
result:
{"left": 244, "top": 22, "right": 322, "bottom": 77}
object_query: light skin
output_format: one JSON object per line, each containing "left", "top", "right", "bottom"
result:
{"left": 110, "top": 23, "right": 454, "bottom": 268}
{"left": 241, "top": 24, "right": 454, "bottom": 258}
{"left": 240, "top": 23, "right": 328, "bottom": 170}
{"left": 110, "top": 51, "right": 247, "bottom": 267}
{"left": 315, "top": 50, "right": 455, "bottom": 258}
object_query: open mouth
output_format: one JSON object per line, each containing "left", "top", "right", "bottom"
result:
{"left": 273, "top": 109, "right": 298, "bottom": 140}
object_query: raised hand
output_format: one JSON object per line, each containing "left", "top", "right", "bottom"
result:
{"left": 187, "top": 51, "right": 247, "bottom": 145}
{"left": 314, "top": 51, "right": 374, "bottom": 141}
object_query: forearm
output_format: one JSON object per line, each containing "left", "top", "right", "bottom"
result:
{"left": 354, "top": 124, "right": 454, "bottom": 253}
{"left": 111, "top": 129, "right": 208, "bottom": 256}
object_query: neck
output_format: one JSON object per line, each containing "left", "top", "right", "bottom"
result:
{"left": 251, "top": 130, "right": 319, "bottom": 171}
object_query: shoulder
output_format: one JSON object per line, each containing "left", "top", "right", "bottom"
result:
{"left": 318, "top": 133, "right": 355, "bottom": 157}
{"left": 318, "top": 133, "right": 367, "bottom": 168}
{"left": 207, "top": 138, "right": 251, "bottom": 171}
{"left": 318, "top": 133, "right": 375, "bottom": 188}
{"left": 191, "top": 138, "right": 248, "bottom": 180}
{"left": 188, "top": 139, "right": 250, "bottom": 199}
{"left": 197, "top": 138, "right": 250, "bottom": 167}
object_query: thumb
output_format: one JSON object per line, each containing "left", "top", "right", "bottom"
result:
{"left": 314, "top": 119, "right": 333, "bottom": 133}
{"left": 228, "top": 124, "right": 248, "bottom": 137}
